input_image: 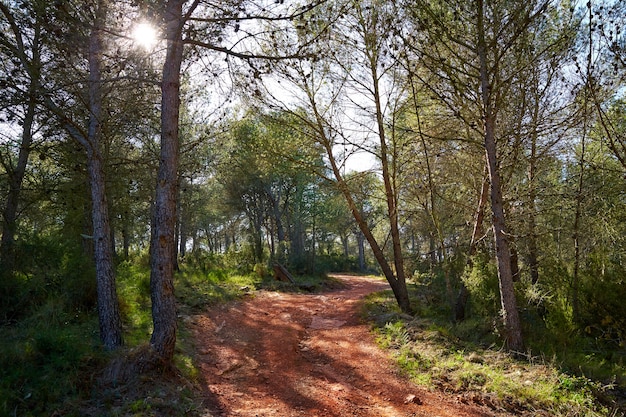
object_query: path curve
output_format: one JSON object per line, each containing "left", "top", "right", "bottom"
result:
{"left": 189, "top": 274, "right": 492, "bottom": 416}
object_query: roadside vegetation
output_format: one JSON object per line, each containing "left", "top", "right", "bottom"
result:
{"left": 1, "top": 0, "right": 625, "bottom": 416}
{"left": 0, "top": 248, "right": 336, "bottom": 417}
{"left": 2, "top": 242, "right": 625, "bottom": 417}
{"left": 363, "top": 269, "right": 626, "bottom": 417}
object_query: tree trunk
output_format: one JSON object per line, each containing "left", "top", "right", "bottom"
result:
{"left": 179, "top": 213, "right": 187, "bottom": 258}
{"left": 300, "top": 12, "right": 411, "bottom": 312}
{"left": 341, "top": 234, "right": 349, "bottom": 258}
{"left": 273, "top": 262, "right": 295, "bottom": 283}
{"left": 357, "top": 229, "right": 366, "bottom": 272}
{"left": 572, "top": 115, "right": 586, "bottom": 323}
{"left": 527, "top": 153, "right": 539, "bottom": 285}
{"left": 527, "top": 81, "right": 541, "bottom": 285}
{"left": 0, "top": 12, "right": 41, "bottom": 275}
{"left": 477, "top": 0, "right": 523, "bottom": 352}
{"left": 88, "top": 151, "right": 123, "bottom": 349}
{"left": 510, "top": 244, "right": 520, "bottom": 282}
{"left": 173, "top": 180, "right": 181, "bottom": 271}
{"left": 325, "top": 141, "right": 411, "bottom": 313}
{"left": 371, "top": 61, "right": 409, "bottom": 312}
{"left": 87, "top": 1, "right": 123, "bottom": 349}
{"left": 149, "top": 0, "right": 186, "bottom": 363}
{"left": 0, "top": 91, "right": 36, "bottom": 273}
{"left": 428, "top": 234, "right": 437, "bottom": 268}
{"left": 572, "top": 2, "right": 595, "bottom": 323}
{"left": 485, "top": 135, "right": 524, "bottom": 352}
{"left": 268, "top": 190, "right": 286, "bottom": 262}
{"left": 249, "top": 206, "right": 265, "bottom": 263}
{"left": 122, "top": 222, "right": 130, "bottom": 259}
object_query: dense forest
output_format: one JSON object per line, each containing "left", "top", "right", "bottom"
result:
{"left": 1, "top": 0, "right": 625, "bottom": 415}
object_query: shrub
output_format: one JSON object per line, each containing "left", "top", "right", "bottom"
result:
{"left": 462, "top": 256, "right": 499, "bottom": 318}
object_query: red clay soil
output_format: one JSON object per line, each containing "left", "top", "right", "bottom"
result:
{"left": 189, "top": 274, "right": 495, "bottom": 417}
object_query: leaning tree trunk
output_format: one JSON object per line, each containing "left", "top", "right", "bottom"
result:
{"left": 322, "top": 134, "right": 411, "bottom": 313}
{"left": 302, "top": 20, "right": 411, "bottom": 312}
{"left": 477, "top": 0, "right": 523, "bottom": 352}
{"left": 366, "top": 44, "right": 410, "bottom": 313}
{"left": 149, "top": 0, "right": 186, "bottom": 363}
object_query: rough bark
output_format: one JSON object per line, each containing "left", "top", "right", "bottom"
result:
{"left": 477, "top": 0, "right": 523, "bottom": 352}
{"left": 88, "top": 0, "right": 123, "bottom": 349}
{"left": 88, "top": 151, "right": 123, "bottom": 349}
{"left": 149, "top": 0, "right": 186, "bottom": 362}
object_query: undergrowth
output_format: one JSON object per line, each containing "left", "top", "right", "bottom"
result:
{"left": 0, "top": 254, "right": 335, "bottom": 416}
{"left": 0, "top": 313, "right": 104, "bottom": 416}
{"left": 363, "top": 287, "right": 624, "bottom": 417}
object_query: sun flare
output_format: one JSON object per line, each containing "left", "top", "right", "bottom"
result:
{"left": 132, "top": 22, "right": 158, "bottom": 50}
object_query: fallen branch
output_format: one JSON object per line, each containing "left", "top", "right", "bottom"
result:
{"left": 273, "top": 262, "right": 295, "bottom": 283}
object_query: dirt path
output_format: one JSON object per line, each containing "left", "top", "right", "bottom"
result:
{"left": 189, "top": 274, "right": 493, "bottom": 417}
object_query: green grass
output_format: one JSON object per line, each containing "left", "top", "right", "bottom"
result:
{"left": 0, "top": 257, "right": 340, "bottom": 416}
{"left": 116, "top": 261, "right": 153, "bottom": 346}
{"left": 0, "top": 307, "right": 105, "bottom": 416}
{"left": 175, "top": 265, "right": 261, "bottom": 313}
{"left": 363, "top": 288, "right": 618, "bottom": 417}
{"left": 90, "top": 262, "right": 339, "bottom": 417}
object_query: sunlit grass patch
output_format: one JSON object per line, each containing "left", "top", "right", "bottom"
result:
{"left": 258, "top": 272, "right": 345, "bottom": 293}
{"left": 175, "top": 266, "right": 260, "bottom": 313}
{"left": 363, "top": 288, "right": 612, "bottom": 416}
{"left": 1, "top": 256, "right": 352, "bottom": 416}
{"left": 117, "top": 261, "right": 152, "bottom": 345}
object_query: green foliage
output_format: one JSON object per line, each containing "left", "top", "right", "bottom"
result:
{"left": 314, "top": 253, "right": 360, "bottom": 274}
{"left": 1, "top": 234, "right": 96, "bottom": 322}
{"left": 221, "top": 244, "right": 263, "bottom": 274}
{"left": 364, "top": 289, "right": 612, "bottom": 416}
{"left": 0, "top": 250, "right": 269, "bottom": 416}
{"left": 0, "top": 237, "right": 104, "bottom": 415}
{"left": 116, "top": 261, "right": 152, "bottom": 346}
{"left": 578, "top": 255, "right": 626, "bottom": 348}
{"left": 0, "top": 314, "right": 104, "bottom": 416}
{"left": 175, "top": 263, "right": 259, "bottom": 313}
{"left": 461, "top": 256, "right": 500, "bottom": 318}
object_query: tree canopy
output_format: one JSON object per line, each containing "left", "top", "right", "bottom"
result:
{"left": 0, "top": 0, "right": 625, "bottom": 388}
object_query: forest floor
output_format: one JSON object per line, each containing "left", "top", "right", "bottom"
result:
{"left": 188, "top": 274, "right": 501, "bottom": 417}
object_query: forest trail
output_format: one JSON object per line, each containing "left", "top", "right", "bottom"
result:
{"left": 189, "top": 274, "right": 494, "bottom": 417}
